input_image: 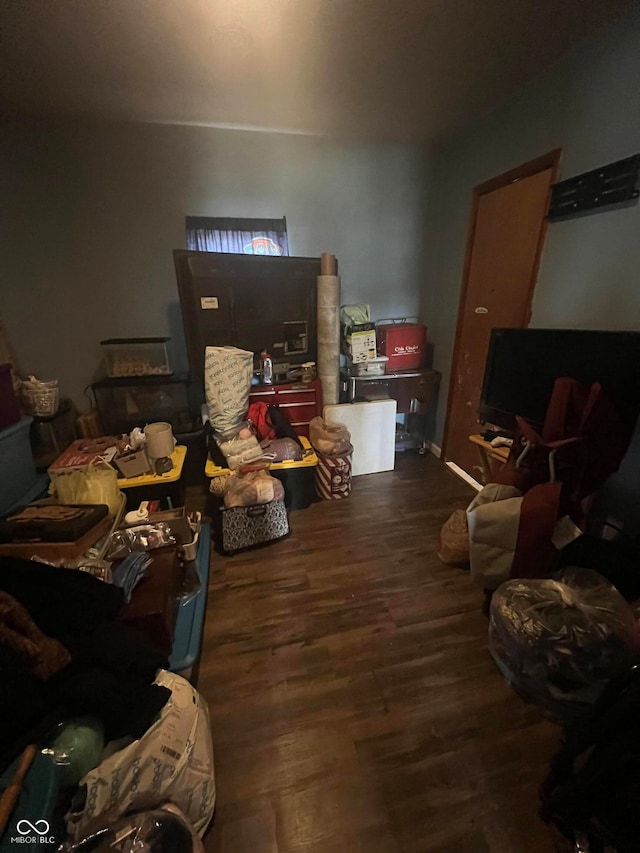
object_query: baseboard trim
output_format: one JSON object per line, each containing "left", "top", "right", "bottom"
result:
{"left": 426, "top": 442, "right": 441, "bottom": 459}
{"left": 445, "top": 460, "right": 482, "bottom": 491}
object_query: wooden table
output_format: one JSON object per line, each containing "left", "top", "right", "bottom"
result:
{"left": 468, "top": 434, "right": 510, "bottom": 484}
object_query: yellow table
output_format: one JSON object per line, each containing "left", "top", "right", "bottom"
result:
{"left": 118, "top": 445, "right": 187, "bottom": 508}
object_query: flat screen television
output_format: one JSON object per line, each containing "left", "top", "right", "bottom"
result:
{"left": 479, "top": 328, "right": 640, "bottom": 432}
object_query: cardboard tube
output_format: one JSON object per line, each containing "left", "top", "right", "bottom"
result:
{"left": 317, "top": 274, "right": 341, "bottom": 405}
{"left": 320, "top": 253, "right": 337, "bottom": 276}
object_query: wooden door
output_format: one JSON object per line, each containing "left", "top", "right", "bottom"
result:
{"left": 443, "top": 152, "right": 560, "bottom": 479}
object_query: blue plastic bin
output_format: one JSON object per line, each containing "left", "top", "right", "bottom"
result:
{"left": 169, "top": 522, "right": 210, "bottom": 680}
{"left": 0, "top": 417, "right": 41, "bottom": 517}
{"left": 0, "top": 752, "right": 59, "bottom": 851}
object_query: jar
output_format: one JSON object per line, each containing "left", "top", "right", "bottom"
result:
{"left": 301, "top": 361, "right": 317, "bottom": 383}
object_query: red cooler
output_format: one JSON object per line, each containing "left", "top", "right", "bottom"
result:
{"left": 376, "top": 319, "right": 427, "bottom": 371}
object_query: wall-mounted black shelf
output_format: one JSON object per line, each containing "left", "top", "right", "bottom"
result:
{"left": 548, "top": 154, "right": 640, "bottom": 220}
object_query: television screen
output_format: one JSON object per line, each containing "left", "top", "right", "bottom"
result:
{"left": 479, "top": 328, "right": 640, "bottom": 431}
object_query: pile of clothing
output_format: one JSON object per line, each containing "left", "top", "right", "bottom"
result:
{"left": 0, "top": 557, "right": 216, "bottom": 849}
{"left": 0, "top": 557, "right": 169, "bottom": 770}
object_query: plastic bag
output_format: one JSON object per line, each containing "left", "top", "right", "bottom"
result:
{"left": 309, "top": 417, "right": 352, "bottom": 457}
{"left": 66, "top": 671, "right": 215, "bottom": 840}
{"left": 179, "top": 559, "right": 202, "bottom": 606}
{"left": 60, "top": 805, "right": 204, "bottom": 852}
{"left": 51, "top": 462, "right": 122, "bottom": 516}
{"left": 111, "top": 552, "right": 152, "bottom": 602}
{"left": 215, "top": 429, "right": 264, "bottom": 469}
{"left": 224, "top": 469, "right": 284, "bottom": 508}
{"left": 105, "top": 523, "right": 175, "bottom": 560}
{"left": 260, "top": 437, "right": 303, "bottom": 462}
{"left": 489, "top": 567, "right": 640, "bottom": 723}
{"left": 44, "top": 717, "right": 104, "bottom": 788}
{"left": 209, "top": 473, "right": 231, "bottom": 497}
{"left": 204, "top": 346, "right": 253, "bottom": 435}
{"left": 437, "top": 509, "right": 470, "bottom": 568}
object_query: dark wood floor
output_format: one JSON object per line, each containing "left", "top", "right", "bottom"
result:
{"left": 197, "top": 452, "right": 560, "bottom": 853}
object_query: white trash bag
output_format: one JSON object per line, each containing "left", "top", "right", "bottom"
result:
{"left": 66, "top": 670, "right": 216, "bottom": 839}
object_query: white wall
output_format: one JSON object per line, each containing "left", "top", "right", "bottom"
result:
{"left": 0, "top": 119, "right": 426, "bottom": 406}
{"left": 422, "top": 4, "right": 640, "bottom": 528}
{"left": 423, "top": 4, "right": 640, "bottom": 445}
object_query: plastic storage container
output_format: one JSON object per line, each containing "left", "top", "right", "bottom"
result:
{"left": 175, "top": 425, "right": 207, "bottom": 486}
{"left": 206, "top": 436, "right": 318, "bottom": 510}
{"left": 268, "top": 440, "right": 318, "bottom": 510}
{"left": 376, "top": 319, "right": 427, "bottom": 371}
{"left": 0, "top": 416, "right": 40, "bottom": 516}
{"left": 0, "top": 752, "right": 59, "bottom": 853}
{"left": 168, "top": 521, "right": 210, "bottom": 681}
{"left": 101, "top": 337, "right": 172, "bottom": 378}
{"left": 92, "top": 375, "right": 197, "bottom": 434}
{"left": 355, "top": 356, "right": 389, "bottom": 377}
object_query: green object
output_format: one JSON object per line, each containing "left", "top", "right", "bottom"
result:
{"left": 46, "top": 717, "right": 104, "bottom": 788}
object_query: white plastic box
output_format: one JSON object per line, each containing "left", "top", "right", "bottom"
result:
{"left": 355, "top": 356, "right": 389, "bottom": 376}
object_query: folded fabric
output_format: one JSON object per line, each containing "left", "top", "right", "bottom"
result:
{"left": 0, "top": 557, "right": 124, "bottom": 639}
{"left": 112, "top": 552, "right": 152, "bottom": 603}
{"left": 466, "top": 484, "right": 522, "bottom": 590}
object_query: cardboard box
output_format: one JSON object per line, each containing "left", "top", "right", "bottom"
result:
{"left": 48, "top": 440, "right": 117, "bottom": 477}
{"left": 344, "top": 322, "right": 377, "bottom": 364}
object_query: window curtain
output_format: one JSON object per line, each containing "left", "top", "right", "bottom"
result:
{"left": 186, "top": 216, "right": 289, "bottom": 256}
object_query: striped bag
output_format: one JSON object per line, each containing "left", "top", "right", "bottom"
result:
{"left": 315, "top": 451, "right": 352, "bottom": 500}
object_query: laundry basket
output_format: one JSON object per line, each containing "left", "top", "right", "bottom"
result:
{"left": 22, "top": 380, "right": 59, "bottom": 417}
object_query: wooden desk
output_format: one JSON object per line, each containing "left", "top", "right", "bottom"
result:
{"left": 468, "top": 434, "right": 510, "bottom": 484}
{"left": 341, "top": 368, "right": 441, "bottom": 450}
{"left": 343, "top": 368, "right": 439, "bottom": 411}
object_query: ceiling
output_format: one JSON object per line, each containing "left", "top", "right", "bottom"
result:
{"left": 0, "top": 0, "right": 632, "bottom": 142}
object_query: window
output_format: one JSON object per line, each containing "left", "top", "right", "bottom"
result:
{"left": 185, "top": 216, "right": 289, "bottom": 256}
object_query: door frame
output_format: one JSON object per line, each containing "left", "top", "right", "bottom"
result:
{"left": 442, "top": 148, "right": 562, "bottom": 459}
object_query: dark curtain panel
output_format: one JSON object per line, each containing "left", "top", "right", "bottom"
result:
{"left": 186, "top": 216, "right": 289, "bottom": 256}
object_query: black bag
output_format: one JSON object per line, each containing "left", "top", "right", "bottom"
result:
{"left": 221, "top": 499, "right": 289, "bottom": 554}
{"left": 266, "top": 405, "right": 303, "bottom": 447}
